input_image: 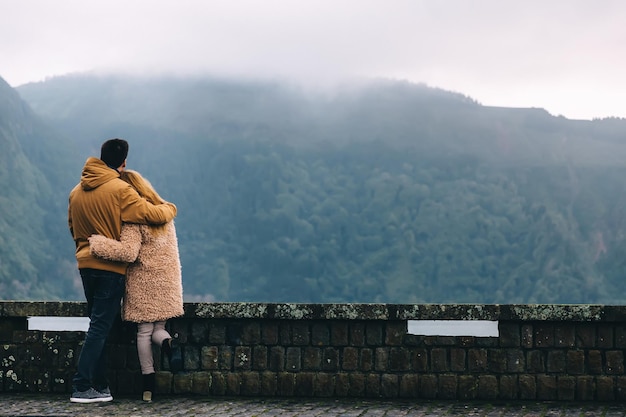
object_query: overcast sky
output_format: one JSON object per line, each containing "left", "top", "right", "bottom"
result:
{"left": 1, "top": 0, "right": 625, "bottom": 120}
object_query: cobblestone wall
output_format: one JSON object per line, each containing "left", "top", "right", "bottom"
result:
{"left": 1, "top": 302, "right": 626, "bottom": 401}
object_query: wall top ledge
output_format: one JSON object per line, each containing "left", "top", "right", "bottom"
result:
{"left": 1, "top": 301, "right": 625, "bottom": 321}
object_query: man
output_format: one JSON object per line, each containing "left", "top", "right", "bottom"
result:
{"left": 67, "top": 138, "right": 177, "bottom": 403}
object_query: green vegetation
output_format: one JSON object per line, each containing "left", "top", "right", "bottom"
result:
{"left": 0, "top": 78, "right": 79, "bottom": 299}
{"left": 2, "top": 74, "right": 626, "bottom": 303}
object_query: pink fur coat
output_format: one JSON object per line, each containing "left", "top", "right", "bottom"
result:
{"left": 88, "top": 222, "right": 184, "bottom": 323}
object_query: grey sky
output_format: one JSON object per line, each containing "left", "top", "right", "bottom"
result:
{"left": 1, "top": 0, "right": 625, "bottom": 120}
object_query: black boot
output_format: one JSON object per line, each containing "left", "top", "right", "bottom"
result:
{"left": 142, "top": 373, "right": 155, "bottom": 402}
{"left": 163, "top": 337, "right": 183, "bottom": 373}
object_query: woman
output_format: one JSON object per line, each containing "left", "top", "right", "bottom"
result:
{"left": 88, "top": 170, "right": 184, "bottom": 402}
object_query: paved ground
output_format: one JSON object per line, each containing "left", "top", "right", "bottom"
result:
{"left": 2, "top": 394, "right": 626, "bottom": 417}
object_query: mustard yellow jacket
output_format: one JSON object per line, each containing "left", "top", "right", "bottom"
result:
{"left": 68, "top": 157, "right": 177, "bottom": 275}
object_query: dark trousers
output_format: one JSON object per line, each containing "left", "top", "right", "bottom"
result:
{"left": 72, "top": 269, "right": 125, "bottom": 392}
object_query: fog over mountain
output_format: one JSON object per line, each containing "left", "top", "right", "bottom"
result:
{"left": 3, "top": 73, "right": 626, "bottom": 303}
{"left": 3, "top": 1, "right": 626, "bottom": 120}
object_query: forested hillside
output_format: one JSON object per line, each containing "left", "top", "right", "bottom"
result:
{"left": 0, "top": 78, "right": 80, "bottom": 299}
{"left": 5, "top": 74, "right": 626, "bottom": 303}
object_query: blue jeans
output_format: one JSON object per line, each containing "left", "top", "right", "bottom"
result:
{"left": 72, "top": 269, "right": 125, "bottom": 392}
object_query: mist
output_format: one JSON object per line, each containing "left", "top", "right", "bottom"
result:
{"left": 2, "top": 0, "right": 626, "bottom": 119}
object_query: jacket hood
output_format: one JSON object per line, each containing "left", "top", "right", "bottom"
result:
{"left": 80, "top": 157, "right": 121, "bottom": 191}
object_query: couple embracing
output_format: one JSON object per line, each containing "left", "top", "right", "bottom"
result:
{"left": 68, "top": 138, "right": 184, "bottom": 403}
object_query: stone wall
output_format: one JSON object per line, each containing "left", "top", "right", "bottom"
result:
{"left": 1, "top": 302, "right": 626, "bottom": 401}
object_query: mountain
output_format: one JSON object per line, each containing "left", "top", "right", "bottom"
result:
{"left": 0, "top": 77, "right": 82, "bottom": 300}
{"left": 7, "top": 73, "right": 626, "bottom": 303}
